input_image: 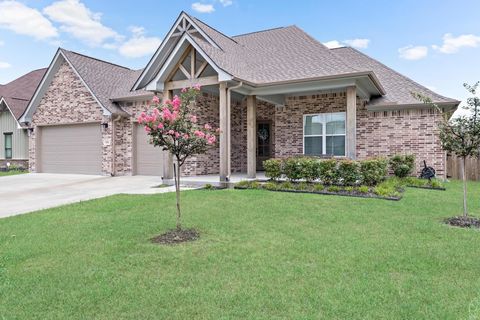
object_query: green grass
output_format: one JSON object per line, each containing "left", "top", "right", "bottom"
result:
{"left": 1, "top": 181, "right": 480, "bottom": 319}
{"left": 0, "top": 170, "right": 27, "bottom": 177}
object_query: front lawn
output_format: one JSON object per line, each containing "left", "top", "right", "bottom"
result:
{"left": 0, "top": 170, "right": 26, "bottom": 177}
{"left": 1, "top": 181, "right": 480, "bottom": 319}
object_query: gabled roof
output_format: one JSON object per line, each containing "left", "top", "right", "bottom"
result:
{"left": 0, "top": 68, "right": 46, "bottom": 120}
{"left": 331, "top": 47, "right": 460, "bottom": 108}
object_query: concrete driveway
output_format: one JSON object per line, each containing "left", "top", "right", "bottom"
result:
{"left": 0, "top": 173, "right": 178, "bottom": 218}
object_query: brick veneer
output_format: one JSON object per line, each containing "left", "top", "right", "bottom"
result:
{"left": 29, "top": 61, "right": 113, "bottom": 175}
{"left": 29, "top": 66, "right": 447, "bottom": 178}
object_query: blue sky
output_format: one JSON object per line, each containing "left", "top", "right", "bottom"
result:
{"left": 0, "top": 0, "right": 479, "bottom": 103}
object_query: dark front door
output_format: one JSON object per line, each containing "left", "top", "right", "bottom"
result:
{"left": 257, "top": 121, "right": 272, "bottom": 170}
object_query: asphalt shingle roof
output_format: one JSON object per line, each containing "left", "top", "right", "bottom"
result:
{"left": 331, "top": 47, "right": 459, "bottom": 106}
{"left": 0, "top": 68, "right": 47, "bottom": 120}
{"left": 60, "top": 49, "right": 146, "bottom": 115}
{"left": 189, "top": 15, "right": 361, "bottom": 84}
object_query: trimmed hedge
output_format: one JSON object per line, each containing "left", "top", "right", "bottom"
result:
{"left": 263, "top": 156, "right": 389, "bottom": 186}
{"left": 390, "top": 154, "right": 416, "bottom": 178}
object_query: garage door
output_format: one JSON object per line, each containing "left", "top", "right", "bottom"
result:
{"left": 39, "top": 123, "right": 102, "bottom": 175}
{"left": 135, "top": 123, "right": 165, "bottom": 176}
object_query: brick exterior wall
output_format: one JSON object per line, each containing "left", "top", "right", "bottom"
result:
{"left": 274, "top": 91, "right": 446, "bottom": 177}
{"left": 29, "top": 61, "right": 112, "bottom": 175}
{"left": 28, "top": 66, "right": 446, "bottom": 178}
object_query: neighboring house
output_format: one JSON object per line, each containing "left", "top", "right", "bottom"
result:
{"left": 0, "top": 69, "right": 46, "bottom": 169}
{"left": 21, "top": 11, "right": 459, "bottom": 180}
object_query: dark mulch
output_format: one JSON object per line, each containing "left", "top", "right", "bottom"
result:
{"left": 150, "top": 228, "right": 200, "bottom": 245}
{"left": 444, "top": 216, "right": 480, "bottom": 229}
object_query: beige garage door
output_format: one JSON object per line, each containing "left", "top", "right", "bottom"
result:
{"left": 135, "top": 123, "right": 164, "bottom": 176}
{"left": 39, "top": 123, "right": 102, "bottom": 175}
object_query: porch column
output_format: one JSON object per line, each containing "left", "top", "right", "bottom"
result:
{"left": 346, "top": 86, "right": 357, "bottom": 159}
{"left": 219, "top": 82, "right": 230, "bottom": 181}
{"left": 162, "top": 89, "right": 174, "bottom": 180}
{"left": 247, "top": 95, "right": 257, "bottom": 178}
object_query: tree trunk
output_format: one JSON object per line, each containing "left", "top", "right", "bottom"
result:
{"left": 461, "top": 156, "right": 468, "bottom": 217}
{"left": 173, "top": 162, "right": 182, "bottom": 231}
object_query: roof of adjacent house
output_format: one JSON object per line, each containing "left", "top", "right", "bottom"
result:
{"left": 330, "top": 47, "right": 459, "bottom": 107}
{"left": 0, "top": 68, "right": 47, "bottom": 120}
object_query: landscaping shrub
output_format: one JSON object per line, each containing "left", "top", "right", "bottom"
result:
{"left": 263, "top": 159, "right": 282, "bottom": 181}
{"left": 390, "top": 154, "right": 416, "bottom": 178}
{"left": 263, "top": 182, "right": 278, "bottom": 191}
{"left": 297, "top": 182, "right": 310, "bottom": 191}
{"left": 280, "top": 181, "right": 295, "bottom": 190}
{"left": 313, "top": 184, "right": 325, "bottom": 192}
{"left": 337, "top": 160, "right": 360, "bottom": 186}
{"left": 300, "top": 158, "right": 321, "bottom": 182}
{"left": 344, "top": 186, "right": 354, "bottom": 192}
{"left": 374, "top": 179, "right": 402, "bottom": 198}
{"left": 319, "top": 159, "right": 338, "bottom": 185}
{"left": 357, "top": 185, "right": 370, "bottom": 194}
{"left": 360, "top": 158, "right": 388, "bottom": 186}
{"left": 327, "top": 185, "right": 341, "bottom": 193}
{"left": 283, "top": 157, "right": 304, "bottom": 181}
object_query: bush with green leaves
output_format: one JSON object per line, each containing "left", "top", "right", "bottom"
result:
{"left": 337, "top": 160, "right": 360, "bottom": 186}
{"left": 263, "top": 159, "right": 282, "bottom": 181}
{"left": 360, "top": 158, "right": 388, "bottom": 186}
{"left": 283, "top": 157, "right": 304, "bottom": 181}
{"left": 390, "top": 154, "right": 416, "bottom": 178}
{"left": 300, "top": 158, "right": 321, "bottom": 182}
{"left": 357, "top": 185, "right": 370, "bottom": 194}
{"left": 319, "top": 159, "right": 338, "bottom": 185}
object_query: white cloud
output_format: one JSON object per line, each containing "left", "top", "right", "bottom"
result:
{"left": 344, "top": 38, "right": 370, "bottom": 49}
{"left": 0, "top": 1, "right": 58, "bottom": 40}
{"left": 118, "top": 26, "right": 161, "bottom": 58}
{"left": 191, "top": 2, "right": 215, "bottom": 13}
{"left": 43, "top": 0, "right": 122, "bottom": 47}
{"left": 219, "top": 0, "right": 233, "bottom": 6}
{"left": 323, "top": 40, "right": 343, "bottom": 49}
{"left": 398, "top": 45, "right": 428, "bottom": 60}
{"left": 0, "top": 61, "right": 11, "bottom": 69}
{"left": 0, "top": 40, "right": 4, "bottom": 46}
{"left": 432, "top": 33, "right": 480, "bottom": 54}
{"left": 324, "top": 38, "right": 370, "bottom": 49}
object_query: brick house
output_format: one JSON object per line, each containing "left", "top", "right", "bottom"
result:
{"left": 20, "top": 12, "right": 459, "bottom": 181}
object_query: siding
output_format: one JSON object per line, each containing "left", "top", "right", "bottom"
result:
{"left": 0, "top": 106, "right": 28, "bottom": 160}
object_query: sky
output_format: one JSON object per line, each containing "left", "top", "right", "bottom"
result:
{"left": 0, "top": 0, "right": 479, "bottom": 106}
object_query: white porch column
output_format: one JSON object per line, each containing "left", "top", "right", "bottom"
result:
{"left": 162, "top": 89, "right": 174, "bottom": 180}
{"left": 219, "top": 82, "right": 230, "bottom": 181}
{"left": 247, "top": 95, "right": 257, "bottom": 178}
{"left": 346, "top": 86, "right": 357, "bottom": 159}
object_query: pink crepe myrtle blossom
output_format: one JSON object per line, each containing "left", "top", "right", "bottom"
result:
{"left": 140, "top": 88, "right": 218, "bottom": 232}
{"left": 193, "top": 84, "right": 201, "bottom": 91}
{"left": 152, "top": 95, "right": 160, "bottom": 104}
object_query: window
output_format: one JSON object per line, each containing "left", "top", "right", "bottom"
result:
{"left": 4, "top": 133, "right": 12, "bottom": 159}
{"left": 303, "top": 113, "right": 346, "bottom": 156}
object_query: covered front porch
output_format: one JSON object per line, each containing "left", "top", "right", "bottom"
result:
{"left": 139, "top": 14, "right": 384, "bottom": 182}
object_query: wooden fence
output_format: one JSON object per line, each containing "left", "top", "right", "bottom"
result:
{"left": 446, "top": 154, "right": 480, "bottom": 181}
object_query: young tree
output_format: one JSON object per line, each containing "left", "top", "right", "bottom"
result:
{"left": 138, "top": 86, "right": 218, "bottom": 231}
{"left": 413, "top": 82, "right": 480, "bottom": 217}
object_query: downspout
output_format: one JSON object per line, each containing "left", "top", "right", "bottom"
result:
{"left": 226, "top": 82, "right": 243, "bottom": 179}
{"left": 111, "top": 114, "right": 122, "bottom": 176}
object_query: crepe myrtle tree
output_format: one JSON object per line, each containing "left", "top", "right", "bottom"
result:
{"left": 413, "top": 82, "right": 480, "bottom": 217}
{"left": 138, "top": 85, "right": 219, "bottom": 231}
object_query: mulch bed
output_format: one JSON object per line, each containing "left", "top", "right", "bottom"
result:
{"left": 151, "top": 228, "right": 200, "bottom": 245}
{"left": 234, "top": 185, "right": 402, "bottom": 201}
{"left": 444, "top": 216, "right": 480, "bottom": 229}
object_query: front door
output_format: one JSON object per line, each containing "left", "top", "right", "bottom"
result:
{"left": 257, "top": 121, "right": 272, "bottom": 170}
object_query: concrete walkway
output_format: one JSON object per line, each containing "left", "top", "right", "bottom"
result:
{"left": 0, "top": 173, "right": 182, "bottom": 218}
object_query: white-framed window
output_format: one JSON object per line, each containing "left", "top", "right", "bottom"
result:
{"left": 303, "top": 112, "right": 346, "bottom": 156}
